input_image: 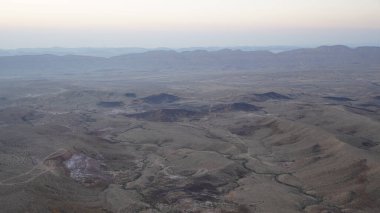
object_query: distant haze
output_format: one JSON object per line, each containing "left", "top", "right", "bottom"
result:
{"left": 1, "top": 0, "right": 379, "bottom": 48}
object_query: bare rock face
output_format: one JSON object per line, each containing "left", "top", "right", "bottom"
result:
{"left": 64, "top": 153, "right": 112, "bottom": 187}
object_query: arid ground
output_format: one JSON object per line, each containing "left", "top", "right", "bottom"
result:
{"left": 0, "top": 66, "right": 379, "bottom": 213}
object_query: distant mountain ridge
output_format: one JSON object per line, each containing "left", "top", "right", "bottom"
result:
{"left": 0, "top": 45, "right": 379, "bottom": 74}
{"left": 0, "top": 46, "right": 298, "bottom": 57}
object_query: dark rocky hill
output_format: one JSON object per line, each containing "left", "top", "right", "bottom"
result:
{"left": 126, "top": 108, "right": 202, "bottom": 122}
{"left": 140, "top": 93, "right": 180, "bottom": 104}
{"left": 253, "top": 92, "right": 291, "bottom": 101}
{"left": 211, "top": 102, "right": 261, "bottom": 112}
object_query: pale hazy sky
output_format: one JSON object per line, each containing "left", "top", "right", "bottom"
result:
{"left": 0, "top": 0, "right": 379, "bottom": 48}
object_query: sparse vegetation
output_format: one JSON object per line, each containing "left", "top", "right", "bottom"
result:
{"left": 0, "top": 47, "right": 379, "bottom": 212}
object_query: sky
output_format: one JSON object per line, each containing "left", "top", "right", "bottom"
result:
{"left": 0, "top": 0, "right": 379, "bottom": 48}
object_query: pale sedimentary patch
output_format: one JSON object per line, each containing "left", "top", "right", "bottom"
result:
{"left": 64, "top": 153, "right": 112, "bottom": 187}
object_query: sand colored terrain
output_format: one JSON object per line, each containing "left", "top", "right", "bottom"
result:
{"left": 0, "top": 68, "right": 379, "bottom": 212}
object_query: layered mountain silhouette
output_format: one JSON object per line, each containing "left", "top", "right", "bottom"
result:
{"left": 0, "top": 46, "right": 379, "bottom": 74}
